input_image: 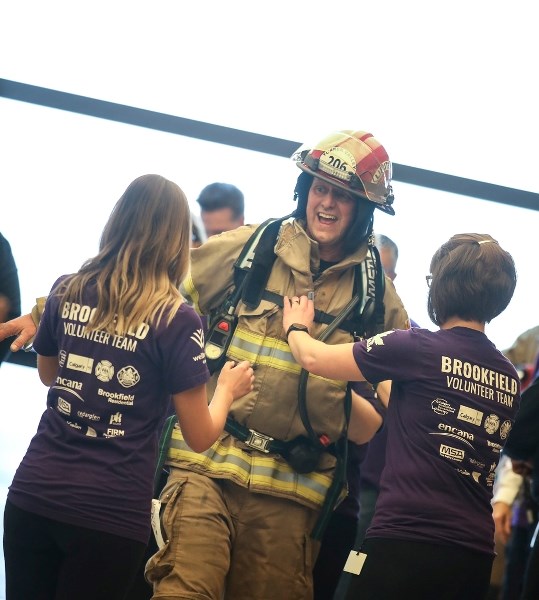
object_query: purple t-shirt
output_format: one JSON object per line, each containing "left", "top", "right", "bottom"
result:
{"left": 353, "top": 326, "right": 521, "bottom": 555}
{"left": 8, "top": 277, "right": 210, "bottom": 544}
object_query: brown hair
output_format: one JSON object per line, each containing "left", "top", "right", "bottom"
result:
{"left": 427, "top": 233, "right": 517, "bottom": 326}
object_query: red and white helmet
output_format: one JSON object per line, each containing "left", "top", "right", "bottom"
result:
{"left": 292, "top": 130, "right": 395, "bottom": 215}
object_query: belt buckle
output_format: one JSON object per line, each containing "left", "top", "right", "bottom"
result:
{"left": 246, "top": 429, "right": 273, "bottom": 453}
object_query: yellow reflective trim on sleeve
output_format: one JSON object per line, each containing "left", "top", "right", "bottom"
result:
{"left": 182, "top": 272, "right": 202, "bottom": 314}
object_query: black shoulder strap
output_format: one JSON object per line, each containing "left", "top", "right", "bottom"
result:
{"left": 235, "top": 217, "right": 285, "bottom": 309}
{"left": 153, "top": 415, "right": 177, "bottom": 497}
{"left": 223, "top": 219, "right": 385, "bottom": 337}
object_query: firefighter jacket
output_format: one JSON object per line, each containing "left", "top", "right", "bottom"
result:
{"left": 166, "top": 219, "right": 409, "bottom": 509}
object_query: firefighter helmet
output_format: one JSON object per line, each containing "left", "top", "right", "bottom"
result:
{"left": 292, "top": 130, "right": 395, "bottom": 215}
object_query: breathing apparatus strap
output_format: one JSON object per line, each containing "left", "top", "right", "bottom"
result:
{"left": 153, "top": 414, "right": 178, "bottom": 497}
{"left": 206, "top": 221, "right": 386, "bottom": 539}
{"left": 234, "top": 216, "right": 289, "bottom": 308}
{"left": 298, "top": 247, "right": 383, "bottom": 541}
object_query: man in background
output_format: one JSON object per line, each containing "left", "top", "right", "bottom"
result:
{"left": 196, "top": 182, "right": 245, "bottom": 237}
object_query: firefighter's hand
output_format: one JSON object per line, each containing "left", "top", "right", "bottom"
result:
{"left": 217, "top": 360, "right": 255, "bottom": 401}
{"left": 0, "top": 313, "right": 37, "bottom": 352}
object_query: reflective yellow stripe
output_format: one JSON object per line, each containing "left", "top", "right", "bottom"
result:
{"left": 227, "top": 327, "right": 346, "bottom": 388}
{"left": 228, "top": 328, "right": 302, "bottom": 374}
{"left": 166, "top": 431, "right": 333, "bottom": 507}
{"left": 182, "top": 273, "right": 201, "bottom": 314}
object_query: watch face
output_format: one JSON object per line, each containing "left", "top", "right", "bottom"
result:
{"left": 205, "top": 343, "right": 223, "bottom": 360}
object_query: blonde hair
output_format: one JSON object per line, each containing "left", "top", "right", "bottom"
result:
{"left": 57, "top": 174, "right": 191, "bottom": 335}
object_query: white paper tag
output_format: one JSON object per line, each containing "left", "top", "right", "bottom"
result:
{"left": 343, "top": 551, "right": 367, "bottom": 575}
{"left": 150, "top": 498, "right": 166, "bottom": 550}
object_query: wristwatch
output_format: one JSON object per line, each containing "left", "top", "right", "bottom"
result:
{"left": 286, "top": 323, "right": 310, "bottom": 341}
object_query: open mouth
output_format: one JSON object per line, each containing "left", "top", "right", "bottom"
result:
{"left": 318, "top": 212, "right": 337, "bottom": 225}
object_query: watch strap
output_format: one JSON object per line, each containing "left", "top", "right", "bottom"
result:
{"left": 286, "top": 323, "right": 309, "bottom": 341}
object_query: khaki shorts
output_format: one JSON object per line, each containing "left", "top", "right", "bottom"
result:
{"left": 145, "top": 467, "right": 319, "bottom": 600}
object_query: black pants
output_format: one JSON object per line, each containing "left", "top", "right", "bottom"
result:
{"left": 501, "top": 523, "right": 535, "bottom": 600}
{"left": 521, "top": 521, "right": 539, "bottom": 600}
{"left": 313, "top": 512, "right": 358, "bottom": 600}
{"left": 3, "top": 500, "right": 146, "bottom": 600}
{"left": 343, "top": 537, "right": 494, "bottom": 600}
{"left": 124, "top": 536, "right": 157, "bottom": 600}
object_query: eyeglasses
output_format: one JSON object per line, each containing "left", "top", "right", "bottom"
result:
{"left": 425, "top": 275, "right": 433, "bottom": 288}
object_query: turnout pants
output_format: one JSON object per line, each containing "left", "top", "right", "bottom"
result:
{"left": 145, "top": 467, "right": 320, "bottom": 600}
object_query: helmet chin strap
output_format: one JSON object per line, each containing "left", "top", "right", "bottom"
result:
{"left": 292, "top": 172, "right": 312, "bottom": 218}
{"left": 343, "top": 210, "right": 374, "bottom": 255}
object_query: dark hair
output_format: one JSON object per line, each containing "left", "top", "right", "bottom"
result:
{"left": 292, "top": 171, "right": 375, "bottom": 255}
{"left": 427, "top": 233, "right": 517, "bottom": 326}
{"left": 196, "top": 182, "right": 244, "bottom": 219}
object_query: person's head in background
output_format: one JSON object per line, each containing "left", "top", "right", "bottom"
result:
{"left": 375, "top": 233, "right": 422, "bottom": 327}
{"left": 375, "top": 233, "right": 398, "bottom": 281}
{"left": 196, "top": 182, "right": 245, "bottom": 237}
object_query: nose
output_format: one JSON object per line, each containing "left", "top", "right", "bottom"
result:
{"left": 321, "top": 190, "right": 337, "bottom": 207}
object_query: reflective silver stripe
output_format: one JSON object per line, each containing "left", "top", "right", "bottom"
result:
{"left": 166, "top": 432, "right": 332, "bottom": 506}
{"left": 250, "top": 463, "right": 330, "bottom": 499}
{"left": 228, "top": 330, "right": 300, "bottom": 373}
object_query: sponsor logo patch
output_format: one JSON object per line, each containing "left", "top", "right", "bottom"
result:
{"left": 66, "top": 353, "right": 94, "bottom": 374}
{"left": 487, "top": 440, "right": 502, "bottom": 453}
{"left": 117, "top": 366, "right": 140, "bottom": 388}
{"left": 500, "top": 420, "right": 512, "bottom": 440}
{"left": 57, "top": 397, "right": 71, "bottom": 415}
{"left": 110, "top": 412, "right": 122, "bottom": 425}
{"left": 440, "top": 444, "right": 464, "bottom": 462}
{"left": 190, "top": 329, "right": 205, "bottom": 349}
{"left": 484, "top": 414, "right": 500, "bottom": 435}
{"left": 457, "top": 405, "right": 483, "bottom": 427}
{"left": 431, "top": 398, "right": 455, "bottom": 416}
{"left": 95, "top": 360, "right": 115, "bottom": 382}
